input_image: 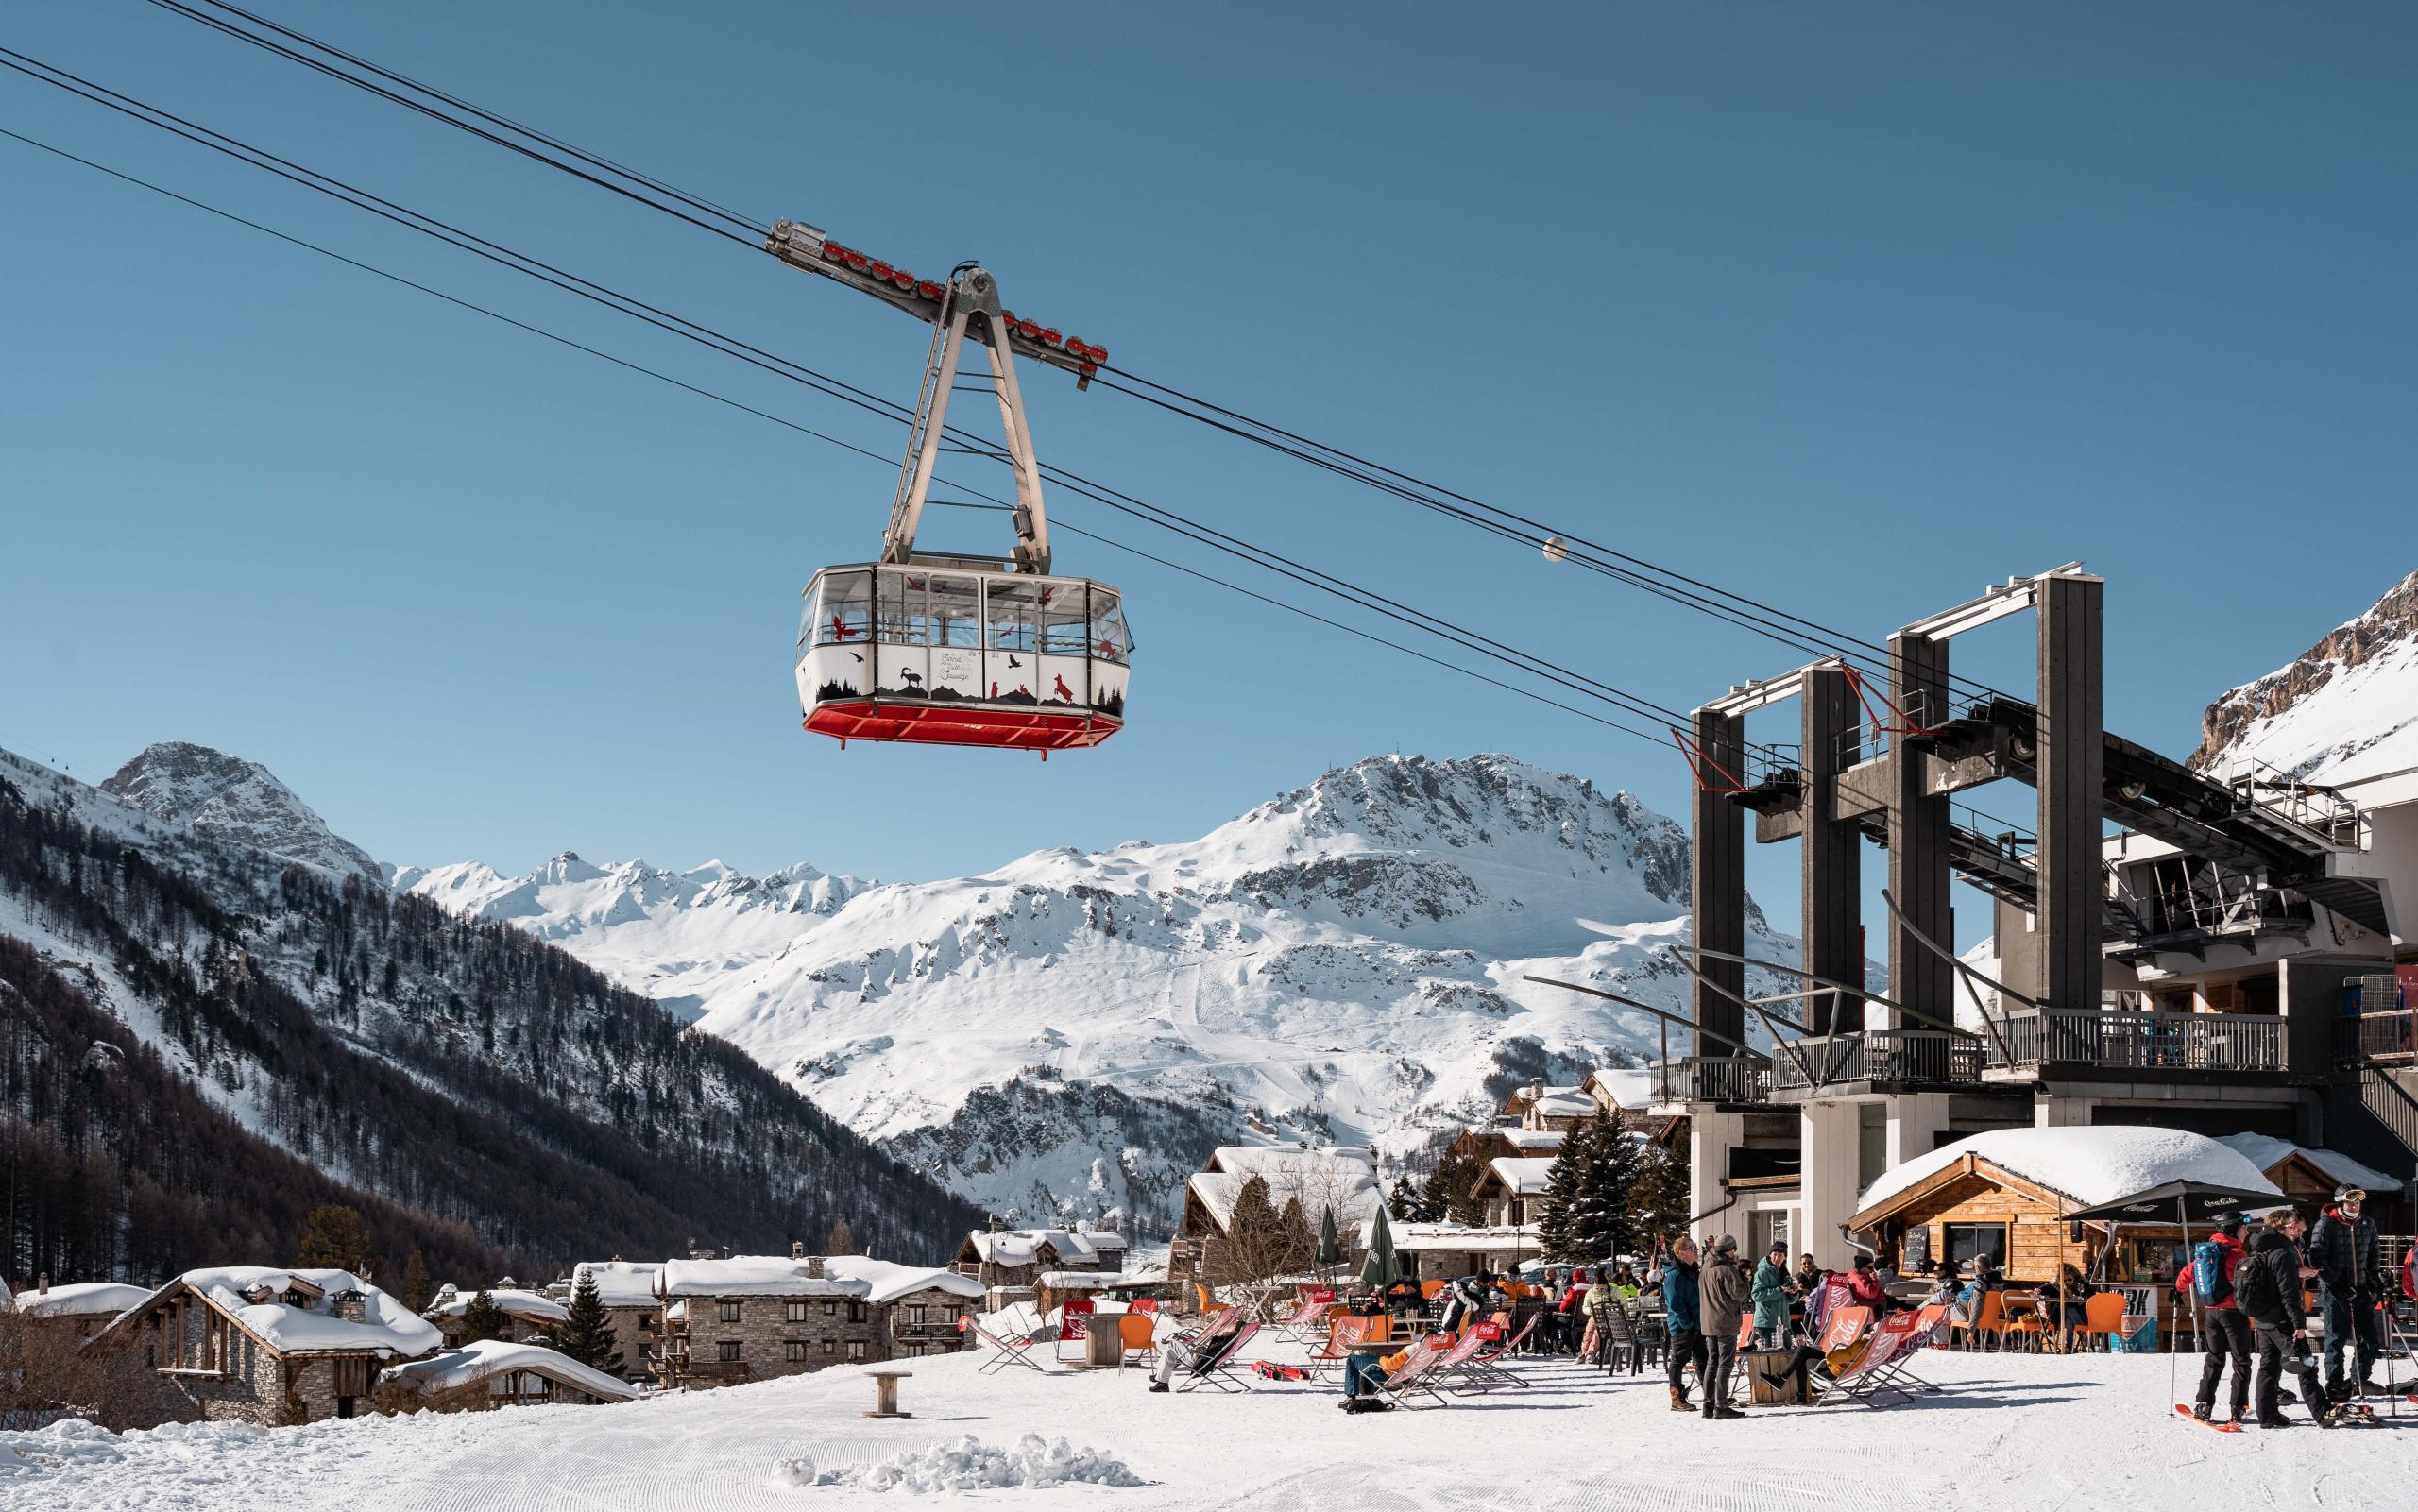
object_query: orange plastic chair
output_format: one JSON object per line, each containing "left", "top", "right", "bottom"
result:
{"left": 1117, "top": 1312, "right": 1157, "bottom": 1364}
{"left": 1192, "top": 1283, "right": 1217, "bottom": 1315}
{"left": 1735, "top": 1317, "right": 1755, "bottom": 1350}
{"left": 2079, "top": 1292, "right": 2128, "bottom": 1351}
{"left": 1949, "top": 1290, "right": 2004, "bottom": 1351}
{"left": 1421, "top": 1279, "right": 1445, "bottom": 1300}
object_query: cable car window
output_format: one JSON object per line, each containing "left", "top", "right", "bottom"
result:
{"left": 1089, "top": 591, "right": 1130, "bottom": 665}
{"left": 985, "top": 580, "right": 1039, "bottom": 653}
{"left": 878, "top": 571, "right": 927, "bottom": 647}
{"left": 1037, "top": 586, "right": 1088, "bottom": 655}
{"left": 929, "top": 575, "right": 982, "bottom": 649}
{"left": 813, "top": 571, "right": 871, "bottom": 646}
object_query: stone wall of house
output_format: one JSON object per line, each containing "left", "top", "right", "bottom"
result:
{"left": 601, "top": 1303, "right": 657, "bottom": 1380}
{"left": 676, "top": 1293, "right": 885, "bottom": 1385}
{"left": 882, "top": 1287, "right": 976, "bottom": 1359}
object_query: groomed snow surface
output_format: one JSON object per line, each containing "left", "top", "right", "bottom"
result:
{"left": 7, "top": 1320, "right": 2412, "bottom": 1510}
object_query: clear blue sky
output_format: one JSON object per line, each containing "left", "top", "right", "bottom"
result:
{"left": 3, "top": 2, "right": 2412, "bottom": 945}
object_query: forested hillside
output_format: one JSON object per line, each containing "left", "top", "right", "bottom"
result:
{"left": 0, "top": 754, "right": 981, "bottom": 1286}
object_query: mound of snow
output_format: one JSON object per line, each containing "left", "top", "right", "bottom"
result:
{"left": 775, "top": 1434, "right": 1145, "bottom": 1493}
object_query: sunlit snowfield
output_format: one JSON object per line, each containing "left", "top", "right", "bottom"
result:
{"left": 5, "top": 1334, "right": 2411, "bottom": 1511}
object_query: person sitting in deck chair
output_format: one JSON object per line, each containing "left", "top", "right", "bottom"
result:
{"left": 1146, "top": 1307, "right": 1243, "bottom": 1392}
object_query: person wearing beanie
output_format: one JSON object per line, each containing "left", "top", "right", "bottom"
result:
{"left": 1660, "top": 1235, "right": 1705, "bottom": 1413}
{"left": 2237, "top": 1208, "right": 2333, "bottom": 1428}
{"left": 1698, "top": 1235, "right": 1750, "bottom": 1420}
{"left": 2186, "top": 1212, "right": 2251, "bottom": 1423}
{"left": 1751, "top": 1241, "right": 1794, "bottom": 1350}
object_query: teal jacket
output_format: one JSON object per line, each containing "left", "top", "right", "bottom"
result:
{"left": 1751, "top": 1257, "right": 1792, "bottom": 1332}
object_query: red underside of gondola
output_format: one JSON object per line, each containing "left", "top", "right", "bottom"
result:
{"left": 806, "top": 701, "right": 1120, "bottom": 752}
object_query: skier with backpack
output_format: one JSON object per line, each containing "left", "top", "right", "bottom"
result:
{"left": 2185, "top": 1213, "right": 2251, "bottom": 1423}
{"left": 2235, "top": 1208, "right": 2334, "bottom": 1429}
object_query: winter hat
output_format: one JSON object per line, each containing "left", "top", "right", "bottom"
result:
{"left": 1713, "top": 1234, "right": 1739, "bottom": 1255}
{"left": 1768, "top": 1240, "right": 1788, "bottom": 1256}
{"left": 2215, "top": 1213, "right": 2244, "bottom": 1234}
{"left": 1851, "top": 1254, "right": 1874, "bottom": 1270}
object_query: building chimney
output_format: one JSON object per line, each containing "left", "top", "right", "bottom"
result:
{"left": 333, "top": 1290, "right": 368, "bottom": 1323}
{"left": 1529, "top": 1078, "right": 1544, "bottom": 1100}
{"left": 242, "top": 1282, "right": 277, "bottom": 1306}
{"left": 987, "top": 1213, "right": 1005, "bottom": 1233}
{"left": 38, "top": 1273, "right": 49, "bottom": 1297}
{"left": 807, "top": 1256, "right": 826, "bottom": 1280}
{"left": 792, "top": 1240, "right": 806, "bottom": 1260}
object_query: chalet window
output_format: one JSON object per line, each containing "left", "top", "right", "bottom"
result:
{"left": 717, "top": 1340, "right": 741, "bottom": 1363}
{"left": 718, "top": 1301, "right": 742, "bottom": 1323}
{"left": 823, "top": 1300, "right": 837, "bottom": 1317}
{"left": 1943, "top": 1222, "right": 2008, "bottom": 1268}
{"left": 905, "top": 1304, "right": 927, "bottom": 1324}
{"left": 848, "top": 1301, "right": 866, "bottom": 1323}
{"left": 822, "top": 1339, "right": 836, "bottom": 1357}
{"left": 902, "top": 1342, "right": 924, "bottom": 1359}
{"left": 846, "top": 1341, "right": 866, "bottom": 1362}
{"left": 786, "top": 1301, "right": 809, "bottom": 1323}
{"left": 785, "top": 1341, "right": 809, "bottom": 1363}
{"left": 639, "top": 1313, "right": 656, "bottom": 1330}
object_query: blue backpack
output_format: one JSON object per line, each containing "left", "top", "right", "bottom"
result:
{"left": 2192, "top": 1239, "right": 2232, "bottom": 1305}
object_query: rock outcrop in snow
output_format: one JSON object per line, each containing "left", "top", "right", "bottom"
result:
{"left": 100, "top": 740, "right": 383, "bottom": 886}
{"left": 400, "top": 752, "right": 1796, "bottom": 1234}
{"left": 2188, "top": 568, "right": 2418, "bottom": 782}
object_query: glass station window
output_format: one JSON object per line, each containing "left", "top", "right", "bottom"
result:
{"left": 1089, "top": 591, "right": 1131, "bottom": 664}
{"left": 1037, "top": 583, "right": 1089, "bottom": 654}
{"left": 877, "top": 570, "right": 925, "bottom": 646}
{"left": 810, "top": 571, "right": 871, "bottom": 647}
{"left": 929, "top": 575, "right": 983, "bottom": 649}
{"left": 986, "top": 579, "right": 1040, "bottom": 653}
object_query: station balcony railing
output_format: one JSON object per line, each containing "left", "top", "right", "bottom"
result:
{"left": 1985, "top": 1007, "right": 2284, "bottom": 1075}
{"left": 2339, "top": 1010, "right": 2417, "bottom": 1065}
{"left": 1769, "top": 1030, "right": 1981, "bottom": 1094}
{"left": 1646, "top": 1056, "right": 1772, "bottom": 1105}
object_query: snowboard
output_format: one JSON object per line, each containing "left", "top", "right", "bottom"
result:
{"left": 2174, "top": 1403, "right": 2241, "bottom": 1433}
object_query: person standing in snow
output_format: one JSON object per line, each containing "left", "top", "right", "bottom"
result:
{"left": 2307, "top": 1187, "right": 2383, "bottom": 1400}
{"left": 1698, "top": 1235, "right": 1750, "bottom": 1420}
{"left": 1660, "top": 1235, "right": 1706, "bottom": 1413}
{"left": 2235, "top": 1209, "right": 2333, "bottom": 1429}
{"left": 1750, "top": 1241, "right": 1794, "bottom": 1349}
{"left": 2185, "top": 1214, "right": 2251, "bottom": 1424}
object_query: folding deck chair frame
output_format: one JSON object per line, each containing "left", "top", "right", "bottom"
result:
{"left": 1814, "top": 1309, "right": 1932, "bottom": 1409}
{"left": 959, "top": 1315, "right": 1048, "bottom": 1374}
{"left": 1174, "top": 1321, "right": 1263, "bottom": 1393}
{"left": 1375, "top": 1334, "right": 1473, "bottom": 1409}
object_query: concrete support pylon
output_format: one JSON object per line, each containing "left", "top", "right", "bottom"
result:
{"left": 1799, "top": 665, "right": 1863, "bottom": 1035}
{"left": 1887, "top": 632, "right": 1952, "bottom": 1029}
{"left": 2034, "top": 573, "right": 2104, "bottom": 1011}
{"left": 1690, "top": 706, "right": 1747, "bottom": 1060}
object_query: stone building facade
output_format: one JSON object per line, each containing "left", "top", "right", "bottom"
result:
{"left": 655, "top": 1253, "right": 882, "bottom": 1388}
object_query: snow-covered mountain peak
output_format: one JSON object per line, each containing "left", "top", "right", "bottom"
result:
{"left": 2190, "top": 568, "right": 2418, "bottom": 783}
{"left": 98, "top": 741, "right": 382, "bottom": 886}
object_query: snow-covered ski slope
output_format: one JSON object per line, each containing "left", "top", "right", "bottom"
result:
{"left": 3, "top": 1332, "right": 2401, "bottom": 1511}
{"left": 400, "top": 754, "right": 1810, "bottom": 1230}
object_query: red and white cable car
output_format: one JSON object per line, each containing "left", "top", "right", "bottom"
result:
{"left": 766, "top": 221, "right": 1129, "bottom": 755}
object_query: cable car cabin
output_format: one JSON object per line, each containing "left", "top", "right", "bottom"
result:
{"left": 798, "top": 565, "right": 1130, "bottom": 754}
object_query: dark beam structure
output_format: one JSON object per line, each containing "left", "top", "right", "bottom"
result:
{"left": 2034, "top": 572, "right": 2105, "bottom": 1008}
{"left": 1690, "top": 705, "right": 1746, "bottom": 1058}
{"left": 1798, "top": 665, "right": 1863, "bottom": 1034}
{"left": 1887, "top": 631, "right": 1953, "bottom": 1029}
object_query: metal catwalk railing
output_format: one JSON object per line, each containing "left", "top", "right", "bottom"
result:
{"left": 1988, "top": 1007, "right": 2283, "bottom": 1073}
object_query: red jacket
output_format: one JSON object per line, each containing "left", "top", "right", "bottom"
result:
{"left": 2175, "top": 1231, "right": 2244, "bottom": 1313}
{"left": 1845, "top": 1268, "right": 1890, "bottom": 1310}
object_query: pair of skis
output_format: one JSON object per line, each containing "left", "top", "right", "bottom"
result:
{"left": 2172, "top": 1400, "right": 2389, "bottom": 1431}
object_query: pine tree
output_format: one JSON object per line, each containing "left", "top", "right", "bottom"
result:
{"left": 825, "top": 1217, "right": 858, "bottom": 1256}
{"left": 1276, "top": 1194, "right": 1313, "bottom": 1274}
{"left": 1539, "top": 1114, "right": 1643, "bottom": 1264}
{"left": 1629, "top": 1134, "right": 1690, "bottom": 1248}
{"left": 1388, "top": 1175, "right": 1422, "bottom": 1221}
{"left": 1534, "top": 1116, "right": 1599, "bottom": 1262}
{"left": 553, "top": 1269, "right": 624, "bottom": 1374}
{"left": 1208, "top": 1174, "right": 1290, "bottom": 1286}
{"left": 295, "top": 1204, "right": 376, "bottom": 1275}
{"left": 460, "top": 1287, "right": 510, "bottom": 1344}
{"left": 400, "top": 1251, "right": 434, "bottom": 1312}
{"left": 1419, "top": 1149, "right": 1482, "bottom": 1224}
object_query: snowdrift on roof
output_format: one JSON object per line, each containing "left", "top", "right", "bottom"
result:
{"left": 1855, "top": 1127, "right": 2279, "bottom": 1216}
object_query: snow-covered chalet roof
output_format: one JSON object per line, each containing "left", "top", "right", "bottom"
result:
{"left": 9, "top": 1282, "right": 152, "bottom": 1320}
{"left": 967, "top": 1228, "right": 1128, "bottom": 1266}
{"left": 1856, "top": 1127, "right": 2281, "bottom": 1218}
{"left": 379, "top": 1338, "right": 638, "bottom": 1402}
{"left": 1527, "top": 1090, "right": 1596, "bottom": 1120}
{"left": 571, "top": 1261, "right": 665, "bottom": 1310}
{"left": 819, "top": 1256, "right": 983, "bottom": 1305}
{"left": 1357, "top": 1221, "right": 1541, "bottom": 1253}
{"left": 657, "top": 1257, "right": 869, "bottom": 1299}
{"left": 2212, "top": 1134, "right": 2401, "bottom": 1196}
{"left": 425, "top": 1287, "right": 569, "bottom": 1324}
{"left": 1187, "top": 1146, "right": 1382, "bottom": 1233}
{"left": 1587, "top": 1067, "right": 1657, "bottom": 1109}
{"left": 1484, "top": 1157, "right": 1558, "bottom": 1198}
{"left": 97, "top": 1267, "right": 440, "bottom": 1359}
{"left": 1502, "top": 1129, "right": 1565, "bottom": 1151}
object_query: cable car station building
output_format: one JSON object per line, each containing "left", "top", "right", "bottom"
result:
{"left": 1657, "top": 565, "right": 2416, "bottom": 1261}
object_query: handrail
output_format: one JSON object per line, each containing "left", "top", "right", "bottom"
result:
{"left": 1770, "top": 1030, "right": 1980, "bottom": 1091}
{"left": 1989, "top": 1007, "right": 2282, "bottom": 1073}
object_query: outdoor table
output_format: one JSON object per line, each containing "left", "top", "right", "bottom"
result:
{"left": 1744, "top": 1348, "right": 1804, "bottom": 1405}
{"left": 862, "top": 1369, "right": 913, "bottom": 1419}
{"left": 1076, "top": 1323, "right": 1125, "bottom": 1370}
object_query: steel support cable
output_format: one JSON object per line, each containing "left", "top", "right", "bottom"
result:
{"left": 144, "top": 0, "right": 763, "bottom": 239}
{"left": 0, "top": 116, "right": 1690, "bottom": 755}
{"left": 139, "top": 0, "right": 2009, "bottom": 711}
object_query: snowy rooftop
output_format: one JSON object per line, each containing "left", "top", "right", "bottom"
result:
{"left": 8, "top": 1282, "right": 151, "bottom": 1320}
{"left": 967, "top": 1229, "right": 1129, "bottom": 1266}
{"left": 379, "top": 1338, "right": 638, "bottom": 1402}
{"left": 1188, "top": 1147, "right": 1384, "bottom": 1232}
{"left": 109, "top": 1267, "right": 440, "bottom": 1359}
{"left": 1526, "top": 1090, "right": 1595, "bottom": 1119}
{"left": 1359, "top": 1221, "right": 1541, "bottom": 1252}
{"left": 425, "top": 1287, "right": 569, "bottom": 1323}
{"left": 571, "top": 1261, "right": 666, "bottom": 1310}
{"left": 1484, "top": 1156, "right": 1558, "bottom": 1198}
{"left": 1855, "top": 1127, "right": 2281, "bottom": 1217}
{"left": 1502, "top": 1129, "right": 1565, "bottom": 1151}
{"left": 658, "top": 1257, "right": 871, "bottom": 1299}
{"left": 819, "top": 1256, "right": 984, "bottom": 1305}
{"left": 2211, "top": 1134, "right": 2401, "bottom": 1195}
{"left": 1588, "top": 1067, "right": 1657, "bottom": 1109}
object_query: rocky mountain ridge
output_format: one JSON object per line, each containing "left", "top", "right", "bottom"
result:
{"left": 2188, "top": 568, "right": 2418, "bottom": 782}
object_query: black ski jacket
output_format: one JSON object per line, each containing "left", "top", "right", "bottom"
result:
{"left": 2235, "top": 1230, "right": 2306, "bottom": 1329}
{"left": 2307, "top": 1205, "right": 2379, "bottom": 1296}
